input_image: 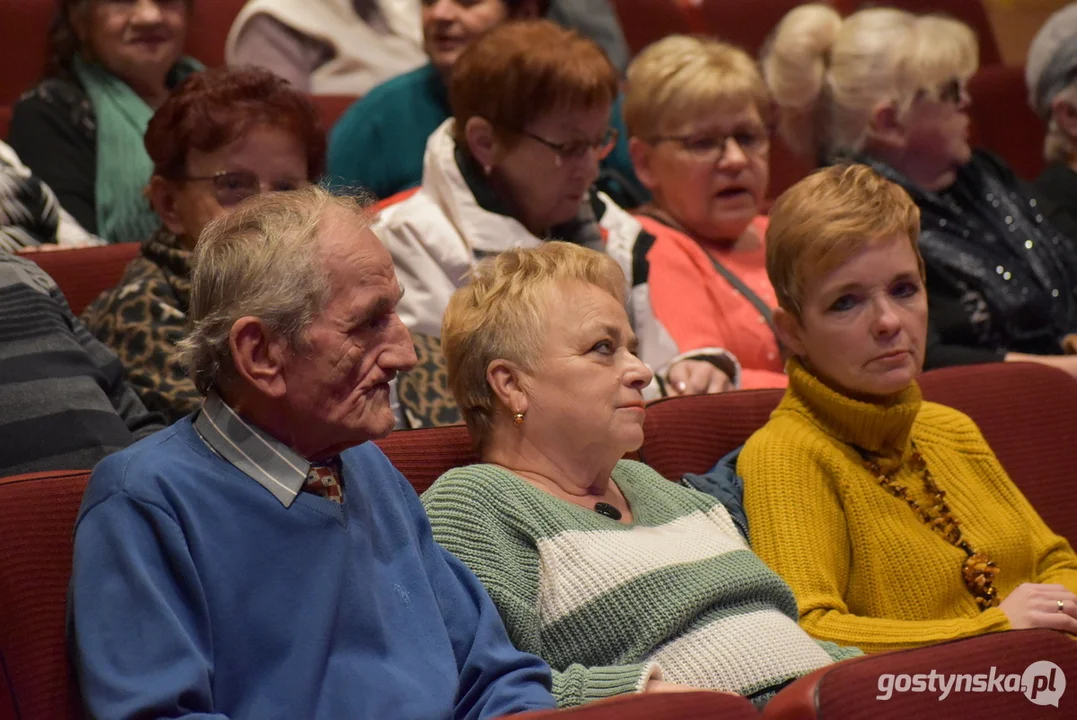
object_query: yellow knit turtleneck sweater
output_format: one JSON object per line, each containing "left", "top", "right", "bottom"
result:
{"left": 740, "top": 358, "right": 1077, "bottom": 653}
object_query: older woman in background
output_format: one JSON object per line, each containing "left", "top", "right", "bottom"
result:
{"left": 81, "top": 67, "right": 323, "bottom": 423}
{"left": 377, "top": 20, "right": 736, "bottom": 397}
{"left": 1027, "top": 4, "right": 1077, "bottom": 231}
{"left": 627, "top": 36, "right": 785, "bottom": 389}
{"left": 326, "top": 1, "right": 638, "bottom": 203}
{"left": 764, "top": 4, "right": 1077, "bottom": 375}
{"left": 740, "top": 165, "right": 1077, "bottom": 655}
{"left": 9, "top": 0, "right": 202, "bottom": 244}
{"left": 422, "top": 241, "right": 859, "bottom": 709}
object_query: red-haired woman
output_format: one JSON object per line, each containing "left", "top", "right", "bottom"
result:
{"left": 376, "top": 19, "right": 738, "bottom": 399}
{"left": 81, "top": 66, "right": 325, "bottom": 423}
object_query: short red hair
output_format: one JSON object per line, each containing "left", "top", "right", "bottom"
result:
{"left": 449, "top": 19, "right": 618, "bottom": 145}
{"left": 145, "top": 66, "right": 326, "bottom": 182}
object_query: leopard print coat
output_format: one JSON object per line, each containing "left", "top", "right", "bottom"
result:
{"left": 81, "top": 228, "right": 198, "bottom": 424}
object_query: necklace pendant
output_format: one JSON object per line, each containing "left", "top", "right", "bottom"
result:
{"left": 593, "top": 502, "right": 622, "bottom": 521}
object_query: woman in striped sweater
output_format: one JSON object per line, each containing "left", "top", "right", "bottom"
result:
{"left": 421, "top": 241, "right": 859, "bottom": 709}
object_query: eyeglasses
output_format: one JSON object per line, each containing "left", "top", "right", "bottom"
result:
{"left": 518, "top": 128, "right": 619, "bottom": 167}
{"left": 177, "top": 170, "right": 308, "bottom": 207}
{"left": 651, "top": 127, "right": 770, "bottom": 162}
{"left": 918, "top": 77, "right": 969, "bottom": 106}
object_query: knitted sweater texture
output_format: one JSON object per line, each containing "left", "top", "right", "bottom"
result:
{"left": 422, "top": 460, "right": 858, "bottom": 707}
{"left": 740, "top": 359, "right": 1077, "bottom": 653}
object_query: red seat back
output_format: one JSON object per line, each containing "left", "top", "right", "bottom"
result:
{"left": 312, "top": 95, "right": 360, "bottom": 135}
{"left": 639, "top": 388, "right": 784, "bottom": 480}
{"left": 968, "top": 64, "right": 1045, "bottom": 180}
{"left": 0, "top": 0, "right": 53, "bottom": 108}
{"left": 695, "top": 0, "right": 816, "bottom": 59}
{"left": 764, "top": 628, "right": 1077, "bottom": 719}
{"left": 0, "top": 106, "right": 11, "bottom": 141}
{"left": 375, "top": 425, "right": 478, "bottom": 495}
{"left": 609, "top": 0, "right": 708, "bottom": 56}
{"left": 517, "top": 690, "right": 759, "bottom": 718}
{"left": 0, "top": 470, "right": 90, "bottom": 720}
{"left": 20, "top": 243, "right": 141, "bottom": 316}
{"left": 184, "top": 0, "right": 248, "bottom": 68}
{"left": 917, "top": 362, "right": 1077, "bottom": 544}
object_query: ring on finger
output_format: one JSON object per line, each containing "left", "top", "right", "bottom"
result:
{"left": 1058, "top": 599, "right": 1066, "bottom": 613}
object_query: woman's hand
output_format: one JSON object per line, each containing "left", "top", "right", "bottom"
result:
{"left": 667, "top": 359, "right": 734, "bottom": 396}
{"left": 999, "top": 583, "right": 1077, "bottom": 632}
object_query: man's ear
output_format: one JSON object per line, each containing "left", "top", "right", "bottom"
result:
{"left": 628, "top": 136, "right": 659, "bottom": 193}
{"left": 866, "top": 100, "right": 905, "bottom": 150}
{"left": 1052, "top": 97, "right": 1077, "bottom": 150}
{"left": 486, "top": 358, "right": 529, "bottom": 416}
{"left": 774, "top": 307, "right": 806, "bottom": 358}
{"left": 147, "top": 176, "right": 187, "bottom": 236}
{"left": 229, "top": 317, "right": 289, "bottom": 399}
{"left": 464, "top": 116, "right": 499, "bottom": 174}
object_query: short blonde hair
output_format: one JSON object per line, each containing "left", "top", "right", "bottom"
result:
{"left": 766, "top": 164, "right": 923, "bottom": 318}
{"left": 177, "top": 186, "right": 372, "bottom": 394}
{"left": 442, "top": 242, "right": 626, "bottom": 450}
{"left": 625, "top": 34, "right": 772, "bottom": 140}
{"left": 762, "top": 3, "right": 978, "bottom": 161}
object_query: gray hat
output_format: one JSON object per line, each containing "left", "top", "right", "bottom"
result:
{"left": 1027, "top": 3, "right": 1077, "bottom": 119}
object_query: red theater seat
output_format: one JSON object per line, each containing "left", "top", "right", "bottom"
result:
{"left": 764, "top": 628, "right": 1077, "bottom": 719}
{"left": 0, "top": 470, "right": 90, "bottom": 720}
{"left": 610, "top": 0, "right": 708, "bottom": 55}
{"left": 695, "top": 0, "right": 815, "bottom": 58}
{"left": 19, "top": 243, "right": 141, "bottom": 316}
{"left": 517, "top": 690, "right": 759, "bottom": 718}
{"left": 968, "top": 64, "right": 1045, "bottom": 180}
{"left": 0, "top": 0, "right": 53, "bottom": 108}
{"left": 185, "top": 0, "right": 248, "bottom": 68}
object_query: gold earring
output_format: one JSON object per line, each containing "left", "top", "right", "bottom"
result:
{"left": 513, "top": 412, "right": 525, "bottom": 426}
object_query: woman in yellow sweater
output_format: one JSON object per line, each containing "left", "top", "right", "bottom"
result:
{"left": 739, "top": 164, "right": 1077, "bottom": 654}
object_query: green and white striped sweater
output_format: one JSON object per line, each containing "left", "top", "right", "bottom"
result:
{"left": 422, "top": 460, "right": 860, "bottom": 708}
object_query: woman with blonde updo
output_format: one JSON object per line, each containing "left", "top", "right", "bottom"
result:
{"left": 763, "top": 4, "right": 1077, "bottom": 376}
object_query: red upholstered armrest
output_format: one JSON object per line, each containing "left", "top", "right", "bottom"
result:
{"left": 765, "top": 629, "right": 1077, "bottom": 719}
{"left": 508, "top": 690, "right": 759, "bottom": 718}
{"left": 19, "top": 243, "right": 141, "bottom": 316}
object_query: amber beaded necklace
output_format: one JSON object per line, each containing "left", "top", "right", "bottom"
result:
{"left": 861, "top": 442, "right": 1000, "bottom": 610}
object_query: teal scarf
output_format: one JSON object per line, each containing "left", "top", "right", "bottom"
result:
{"left": 73, "top": 55, "right": 202, "bottom": 244}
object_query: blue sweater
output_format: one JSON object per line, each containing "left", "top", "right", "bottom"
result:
{"left": 69, "top": 419, "right": 555, "bottom": 719}
{"left": 326, "top": 63, "right": 645, "bottom": 206}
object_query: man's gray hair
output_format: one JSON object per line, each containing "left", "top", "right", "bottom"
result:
{"left": 176, "top": 186, "right": 373, "bottom": 395}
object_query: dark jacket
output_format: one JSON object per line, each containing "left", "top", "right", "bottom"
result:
{"left": 847, "top": 151, "right": 1077, "bottom": 367}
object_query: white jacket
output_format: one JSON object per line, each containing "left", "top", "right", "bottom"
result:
{"left": 374, "top": 120, "right": 740, "bottom": 396}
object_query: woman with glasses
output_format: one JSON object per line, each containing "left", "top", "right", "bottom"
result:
{"left": 626, "top": 36, "right": 786, "bottom": 389}
{"left": 376, "top": 19, "right": 739, "bottom": 399}
{"left": 765, "top": 3, "right": 1077, "bottom": 375}
{"left": 81, "top": 66, "right": 323, "bottom": 423}
{"left": 8, "top": 0, "right": 202, "bottom": 244}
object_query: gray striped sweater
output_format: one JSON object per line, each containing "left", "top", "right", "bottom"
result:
{"left": 422, "top": 460, "right": 860, "bottom": 708}
{"left": 0, "top": 252, "right": 163, "bottom": 476}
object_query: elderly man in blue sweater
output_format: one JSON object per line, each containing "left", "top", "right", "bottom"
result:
{"left": 68, "top": 186, "right": 556, "bottom": 720}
